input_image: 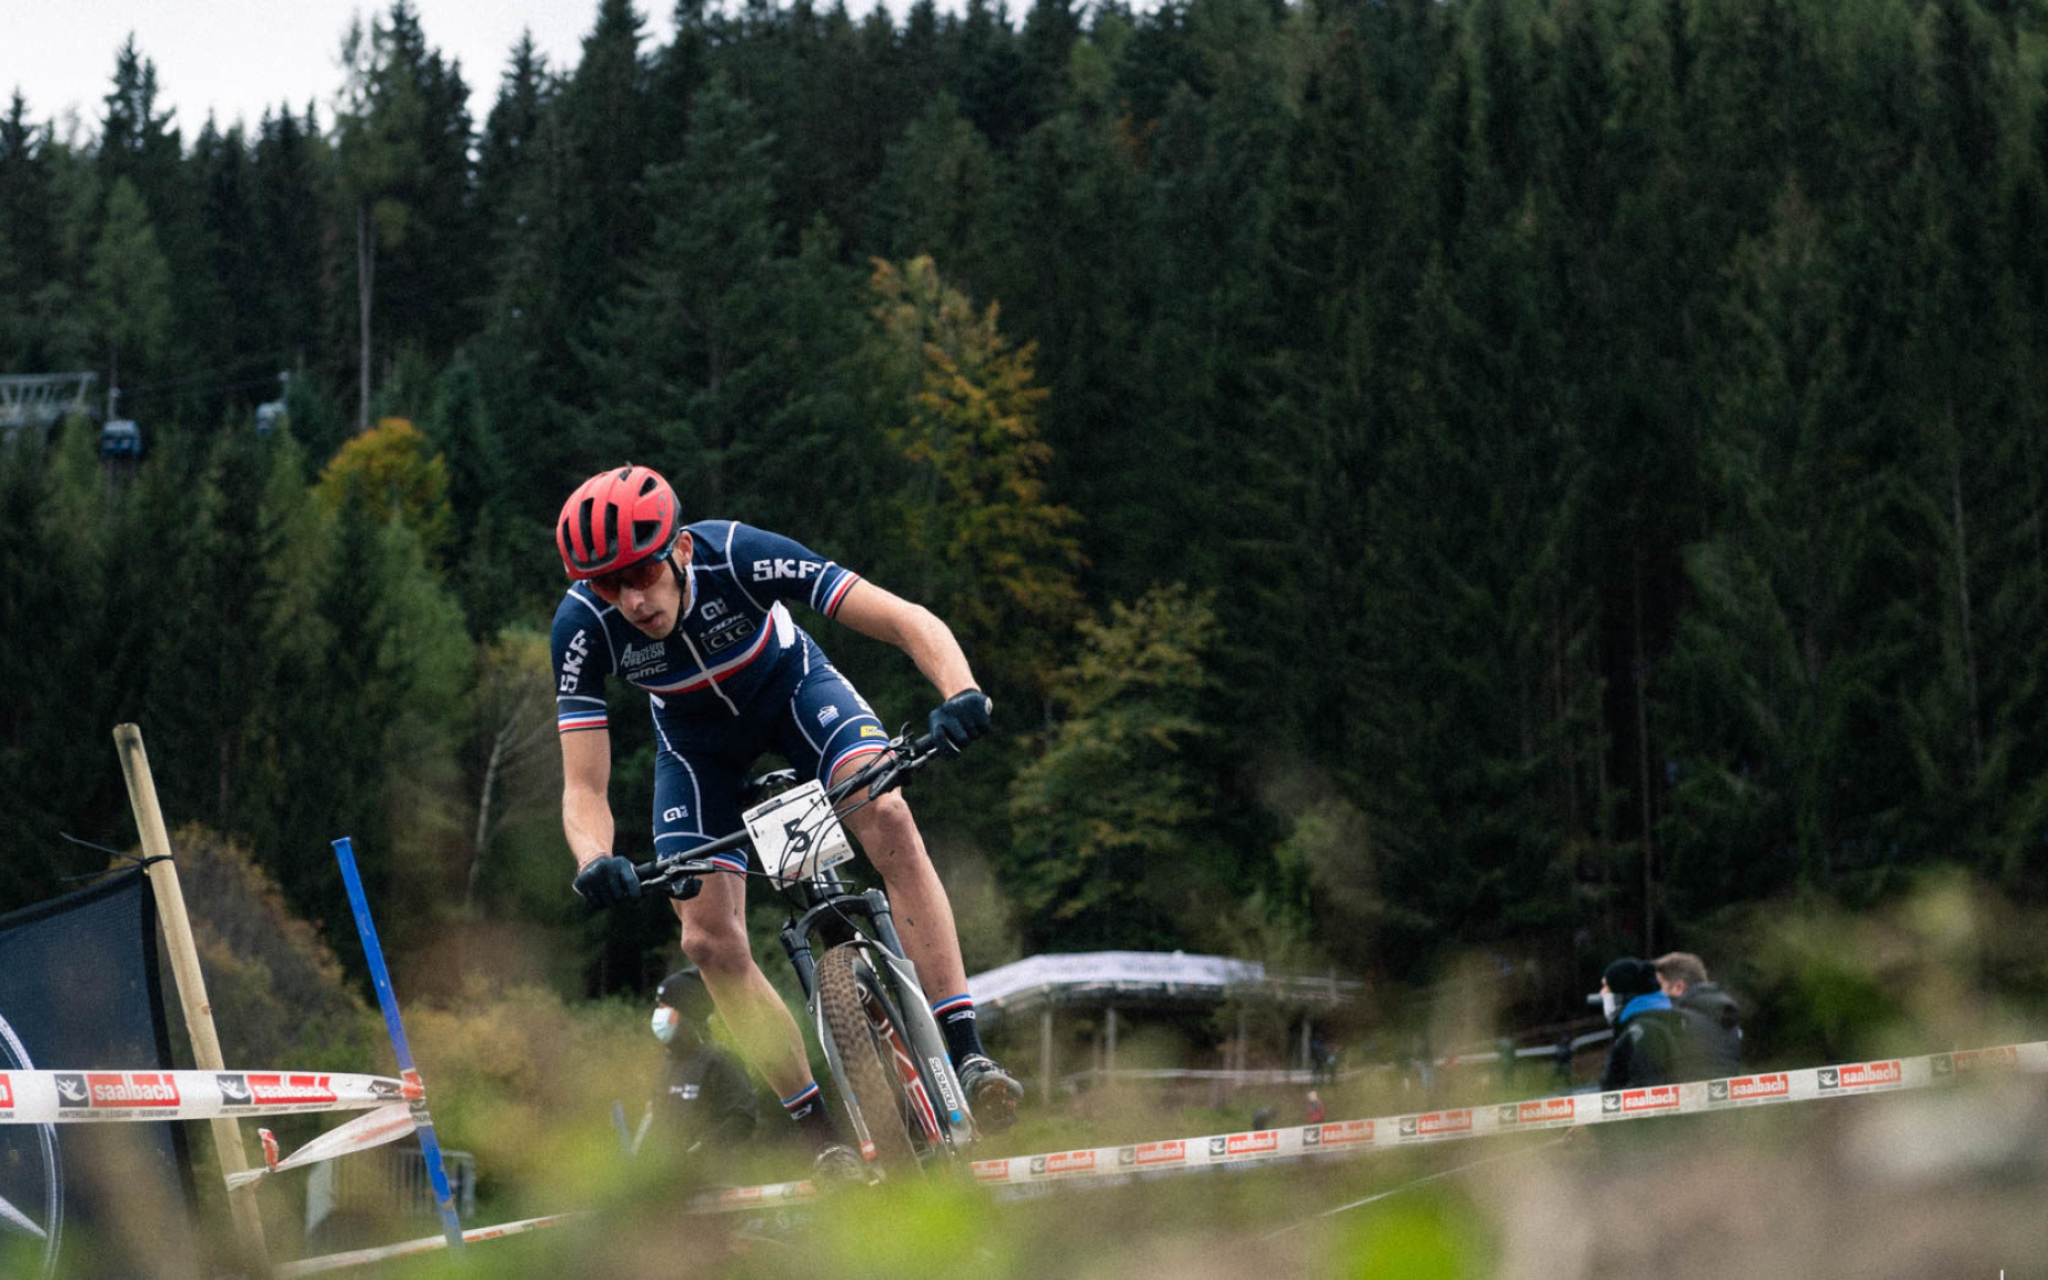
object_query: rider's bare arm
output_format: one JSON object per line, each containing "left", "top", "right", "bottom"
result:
{"left": 561, "top": 729, "right": 616, "bottom": 869}
{"left": 832, "top": 580, "right": 979, "bottom": 700}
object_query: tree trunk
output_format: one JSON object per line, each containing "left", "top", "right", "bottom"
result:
{"left": 466, "top": 722, "right": 509, "bottom": 910}
{"left": 1634, "top": 555, "right": 1655, "bottom": 956}
{"left": 357, "top": 202, "right": 374, "bottom": 435}
{"left": 1946, "top": 402, "right": 1983, "bottom": 776}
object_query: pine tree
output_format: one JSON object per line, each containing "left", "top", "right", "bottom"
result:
{"left": 577, "top": 78, "right": 792, "bottom": 515}
{"left": 87, "top": 177, "right": 174, "bottom": 391}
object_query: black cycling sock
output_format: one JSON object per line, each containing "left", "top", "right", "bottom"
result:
{"left": 780, "top": 1081, "right": 837, "bottom": 1147}
{"left": 932, "top": 994, "right": 985, "bottom": 1063}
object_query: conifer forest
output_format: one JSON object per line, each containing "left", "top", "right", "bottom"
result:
{"left": 6, "top": 0, "right": 2048, "bottom": 1038}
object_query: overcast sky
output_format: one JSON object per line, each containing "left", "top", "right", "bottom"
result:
{"left": 6, "top": 0, "right": 691, "bottom": 142}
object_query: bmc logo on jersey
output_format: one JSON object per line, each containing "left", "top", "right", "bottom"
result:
{"left": 753, "top": 559, "right": 824, "bottom": 583}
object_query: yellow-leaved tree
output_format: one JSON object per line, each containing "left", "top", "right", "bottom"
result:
{"left": 313, "top": 416, "right": 454, "bottom": 564}
{"left": 867, "top": 256, "right": 1085, "bottom": 699}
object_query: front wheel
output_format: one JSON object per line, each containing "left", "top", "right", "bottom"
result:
{"left": 816, "top": 944, "right": 935, "bottom": 1174}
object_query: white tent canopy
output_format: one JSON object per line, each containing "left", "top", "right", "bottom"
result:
{"left": 965, "top": 951, "right": 1360, "bottom": 1095}
{"left": 968, "top": 950, "right": 1357, "bottom": 1028}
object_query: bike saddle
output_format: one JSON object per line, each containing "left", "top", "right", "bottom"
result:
{"left": 744, "top": 768, "right": 801, "bottom": 806}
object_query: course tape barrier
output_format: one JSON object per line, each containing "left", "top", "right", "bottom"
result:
{"left": 276, "top": 1212, "right": 583, "bottom": 1276}
{"left": 682, "top": 1039, "right": 2048, "bottom": 1212}
{"left": 225, "top": 1103, "right": 418, "bottom": 1191}
{"left": 0, "top": 1069, "right": 420, "bottom": 1124}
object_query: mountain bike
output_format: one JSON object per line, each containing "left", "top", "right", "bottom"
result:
{"left": 630, "top": 731, "right": 978, "bottom": 1177}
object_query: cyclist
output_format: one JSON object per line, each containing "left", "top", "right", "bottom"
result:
{"left": 549, "top": 464, "right": 1023, "bottom": 1173}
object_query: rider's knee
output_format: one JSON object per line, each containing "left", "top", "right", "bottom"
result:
{"left": 680, "top": 920, "right": 754, "bottom": 975}
{"left": 849, "top": 788, "right": 918, "bottom": 846}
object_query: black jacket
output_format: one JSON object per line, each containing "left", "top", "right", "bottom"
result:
{"left": 1674, "top": 981, "right": 1742, "bottom": 1078}
{"left": 1599, "top": 1005, "right": 1688, "bottom": 1091}
{"left": 657, "top": 1039, "right": 758, "bottom": 1151}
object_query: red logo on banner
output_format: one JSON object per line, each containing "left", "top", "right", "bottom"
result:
{"left": 1840, "top": 1060, "right": 1903, "bottom": 1089}
{"left": 247, "top": 1074, "right": 338, "bottom": 1105}
{"left": 85, "top": 1072, "right": 181, "bottom": 1108}
{"left": 1728, "top": 1074, "right": 1790, "bottom": 1100}
{"left": 1418, "top": 1110, "right": 1473, "bottom": 1137}
{"left": 1319, "top": 1120, "right": 1375, "bottom": 1145}
{"left": 1134, "top": 1140, "right": 1187, "bottom": 1166}
{"left": 1519, "top": 1098, "right": 1577, "bottom": 1124}
{"left": 1226, "top": 1131, "right": 1279, "bottom": 1156}
{"left": 0, "top": 1074, "right": 12, "bottom": 1109}
{"left": 1045, "top": 1149, "right": 1096, "bottom": 1174}
{"left": 1621, "top": 1086, "right": 1680, "bottom": 1114}
{"left": 1953, "top": 1047, "right": 2018, "bottom": 1074}
{"left": 972, "top": 1159, "right": 1010, "bottom": 1182}
{"left": 719, "top": 1186, "right": 762, "bottom": 1205}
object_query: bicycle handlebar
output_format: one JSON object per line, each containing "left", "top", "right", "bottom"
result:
{"left": 629, "top": 730, "right": 942, "bottom": 887}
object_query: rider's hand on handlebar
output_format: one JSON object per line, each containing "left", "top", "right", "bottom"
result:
{"left": 572, "top": 854, "right": 642, "bottom": 909}
{"left": 928, "top": 688, "right": 993, "bottom": 757}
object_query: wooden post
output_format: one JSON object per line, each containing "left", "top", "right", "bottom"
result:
{"left": 114, "top": 724, "right": 270, "bottom": 1273}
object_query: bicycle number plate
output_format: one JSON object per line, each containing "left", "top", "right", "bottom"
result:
{"left": 743, "top": 779, "right": 854, "bottom": 880}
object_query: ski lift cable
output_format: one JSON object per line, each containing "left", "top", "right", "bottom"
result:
{"left": 117, "top": 348, "right": 336, "bottom": 398}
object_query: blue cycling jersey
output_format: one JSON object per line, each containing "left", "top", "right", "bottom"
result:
{"left": 550, "top": 520, "right": 863, "bottom": 734}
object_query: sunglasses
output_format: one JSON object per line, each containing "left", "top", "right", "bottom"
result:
{"left": 588, "top": 555, "right": 670, "bottom": 600}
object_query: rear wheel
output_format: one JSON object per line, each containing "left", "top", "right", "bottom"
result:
{"left": 817, "top": 945, "right": 920, "bottom": 1172}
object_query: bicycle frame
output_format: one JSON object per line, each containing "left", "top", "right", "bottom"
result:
{"left": 630, "top": 734, "right": 978, "bottom": 1166}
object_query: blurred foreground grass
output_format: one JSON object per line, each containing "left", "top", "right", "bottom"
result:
{"left": 13, "top": 870, "right": 2048, "bottom": 1277}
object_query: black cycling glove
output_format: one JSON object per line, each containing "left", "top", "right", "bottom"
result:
{"left": 928, "top": 689, "right": 993, "bottom": 757}
{"left": 572, "top": 855, "right": 642, "bottom": 909}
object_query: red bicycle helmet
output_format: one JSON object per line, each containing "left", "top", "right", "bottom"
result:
{"left": 556, "top": 464, "right": 679, "bottom": 579}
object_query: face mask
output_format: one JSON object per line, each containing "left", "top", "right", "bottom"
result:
{"left": 1600, "top": 991, "right": 1618, "bottom": 1023}
{"left": 651, "top": 1006, "right": 678, "bottom": 1045}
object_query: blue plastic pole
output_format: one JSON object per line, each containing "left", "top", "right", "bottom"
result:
{"left": 332, "top": 837, "right": 465, "bottom": 1254}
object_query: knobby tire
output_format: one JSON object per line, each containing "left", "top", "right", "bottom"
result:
{"left": 817, "top": 944, "right": 918, "bottom": 1172}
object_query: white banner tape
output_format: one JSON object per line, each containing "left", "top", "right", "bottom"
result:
{"left": 275, "top": 1212, "right": 582, "bottom": 1276}
{"left": 680, "top": 1038, "right": 2048, "bottom": 1211}
{"left": 224, "top": 1103, "right": 418, "bottom": 1190}
{"left": 0, "top": 1069, "right": 419, "bottom": 1124}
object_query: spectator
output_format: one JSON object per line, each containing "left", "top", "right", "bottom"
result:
{"left": 1310, "top": 1031, "right": 1336, "bottom": 1084}
{"left": 650, "top": 968, "right": 758, "bottom": 1154}
{"left": 1597, "top": 957, "right": 1688, "bottom": 1091}
{"left": 1655, "top": 951, "right": 1743, "bottom": 1077}
{"left": 1305, "top": 1090, "right": 1326, "bottom": 1124}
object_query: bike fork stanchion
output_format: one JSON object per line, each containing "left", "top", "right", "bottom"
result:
{"left": 332, "top": 837, "right": 465, "bottom": 1255}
